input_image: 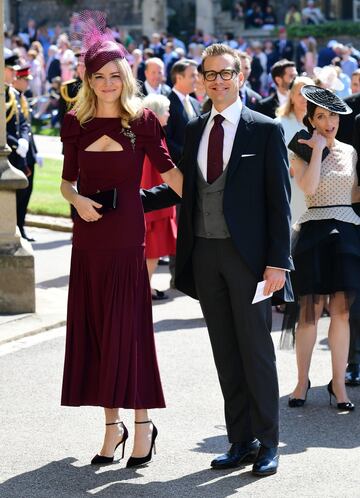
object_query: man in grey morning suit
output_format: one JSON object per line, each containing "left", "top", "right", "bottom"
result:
{"left": 175, "top": 44, "right": 293, "bottom": 476}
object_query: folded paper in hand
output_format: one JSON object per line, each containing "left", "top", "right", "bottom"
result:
{"left": 252, "top": 280, "right": 273, "bottom": 304}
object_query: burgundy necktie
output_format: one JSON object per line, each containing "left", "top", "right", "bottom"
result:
{"left": 207, "top": 114, "right": 225, "bottom": 184}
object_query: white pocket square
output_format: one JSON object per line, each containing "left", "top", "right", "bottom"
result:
{"left": 241, "top": 153, "right": 256, "bottom": 157}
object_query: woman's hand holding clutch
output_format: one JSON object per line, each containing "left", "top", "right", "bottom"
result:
{"left": 298, "top": 129, "right": 327, "bottom": 152}
{"left": 73, "top": 195, "right": 103, "bottom": 222}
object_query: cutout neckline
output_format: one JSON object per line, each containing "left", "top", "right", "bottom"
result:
{"left": 85, "top": 134, "right": 124, "bottom": 152}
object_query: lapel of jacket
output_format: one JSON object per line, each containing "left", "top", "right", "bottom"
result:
{"left": 171, "top": 91, "right": 188, "bottom": 123}
{"left": 184, "top": 112, "right": 210, "bottom": 207}
{"left": 227, "top": 106, "right": 255, "bottom": 180}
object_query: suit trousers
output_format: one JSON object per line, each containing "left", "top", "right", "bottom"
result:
{"left": 16, "top": 164, "right": 34, "bottom": 234}
{"left": 192, "top": 237, "right": 279, "bottom": 447}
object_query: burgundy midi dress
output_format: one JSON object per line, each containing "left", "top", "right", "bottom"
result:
{"left": 60, "top": 109, "right": 174, "bottom": 408}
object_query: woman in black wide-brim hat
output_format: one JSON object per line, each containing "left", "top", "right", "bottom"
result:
{"left": 284, "top": 85, "right": 360, "bottom": 411}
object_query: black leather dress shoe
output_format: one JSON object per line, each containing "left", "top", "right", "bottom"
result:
{"left": 252, "top": 445, "right": 279, "bottom": 477}
{"left": 211, "top": 440, "right": 260, "bottom": 469}
{"left": 345, "top": 364, "right": 360, "bottom": 386}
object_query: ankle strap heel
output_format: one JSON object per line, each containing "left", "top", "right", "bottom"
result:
{"left": 126, "top": 421, "right": 158, "bottom": 468}
{"left": 91, "top": 421, "right": 128, "bottom": 465}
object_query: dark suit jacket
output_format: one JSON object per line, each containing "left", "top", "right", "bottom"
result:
{"left": 242, "top": 86, "right": 262, "bottom": 111}
{"left": 256, "top": 92, "right": 279, "bottom": 119}
{"left": 352, "top": 114, "right": 360, "bottom": 180}
{"left": 139, "top": 81, "right": 171, "bottom": 97}
{"left": 274, "top": 40, "right": 294, "bottom": 61}
{"left": 173, "top": 107, "right": 293, "bottom": 300}
{"left": 295, "top": 42, "right": 307, "bottom": 74}
{"left": 337, "top": 93, "right": 360, "bottom": 146}
{"left": 164, "top": 90, "right": 201, "bottom": 164}
{"left": 6, "top": 86, "right": 30, "bottom": 173}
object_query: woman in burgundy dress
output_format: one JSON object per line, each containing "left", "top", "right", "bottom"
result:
{"left": 60, "top": 15, "right": 182, "bottom": 468}
{"left": 140, "top": 94, "right": 177, "bottom": 300}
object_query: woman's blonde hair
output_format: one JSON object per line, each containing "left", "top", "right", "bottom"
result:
{"left": 73, "top": 57, "right": 143, "bottom": 128}
{"left": 142, "top": 94, "right": 170, "bottom": 118}
{"left": 276, "top": 75, "right": 314, "bottom": 118}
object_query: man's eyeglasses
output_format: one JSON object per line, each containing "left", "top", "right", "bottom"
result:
{"left": 203, "top": 69, "right": 239, "bottom": 82}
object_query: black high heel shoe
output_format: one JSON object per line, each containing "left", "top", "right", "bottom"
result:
{"left": 288, "top": 379, "right": 311, "bottom": 407}
{"left": 91, "top": 421, "right": 129, "bottom": 465}
{"left": 327, "top": 381, "right": 355, "bottom": 411}
{"left": 126, "top": 420, "right": 158, "bottom": 468}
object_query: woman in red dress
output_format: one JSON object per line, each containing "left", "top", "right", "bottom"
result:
{"left": 141, "top": 94, "right": 177, "bottom": 300}
{"left": 60, "top": 12, "right": 182, "bottom": 468}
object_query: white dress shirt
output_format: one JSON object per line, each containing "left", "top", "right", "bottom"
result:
{"left": 173, "top": 87, "right": 196, "bottom": 118}
{"left": 276, "top": 89, "right": 288, "bottom": 108}
{"left": 197, "top": 97, "right": 242, "bottom": 180}
{"left": 144, "top": 80, "right": 161, "bottom": 95}
{"left": 172, "top": 87, "right": 187, "bottom": 104}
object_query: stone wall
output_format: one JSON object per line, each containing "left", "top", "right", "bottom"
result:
{"left": 14, "top": 0, "right": 142, "bottom": 31}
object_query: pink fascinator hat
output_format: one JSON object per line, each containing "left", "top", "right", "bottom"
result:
{"left": 76, "top": 10, "right": 128, "bottom": 75}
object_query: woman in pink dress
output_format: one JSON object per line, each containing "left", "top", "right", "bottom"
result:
{"left": 140, "top": 94, "right": 177, "bottom": 299}
{"left": 60, "top": 12, "right": 182, "bottom": 468}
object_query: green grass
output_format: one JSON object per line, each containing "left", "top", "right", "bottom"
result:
{"left": 28, "top": 157, "right": 71, "bottom": 217}
{"left": 31, "top": 123, "right": 60, "bottom": 136}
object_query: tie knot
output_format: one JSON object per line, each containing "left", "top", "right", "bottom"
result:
{"left": 214, "top": 114, "right": 225, "bottom": 125}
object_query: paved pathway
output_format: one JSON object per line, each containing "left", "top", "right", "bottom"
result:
{"left": 0, "top": 231, "right": 359, "bottom": 497}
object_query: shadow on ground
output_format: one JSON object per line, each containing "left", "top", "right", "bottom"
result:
{"left": 0, "top": 456, "right": 267, "bottom": 498}
{"left": 32, "top": 238, "right": 71, "bottom": 251}
{"left": 154, "top": 317, "right": 205, "bottom": 333}
{"left": 2, "top": 391, "right": 359, "bottom": 498}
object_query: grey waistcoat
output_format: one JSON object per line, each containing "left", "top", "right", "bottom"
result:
{"left": 194, "top": 166, "right": 230, "bottom": 238}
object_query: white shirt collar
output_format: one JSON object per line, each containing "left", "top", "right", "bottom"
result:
{"left": 209, "top": 97, "right": 242, "bottom": 126}
{"left": 144, "top": 80, "right": 160, "bottom": 94}
{"left": 173, "top": 87, "right": 187, "bottom": 103}
{"left": 276, "top": 89, "right": 288, "bottom": 107}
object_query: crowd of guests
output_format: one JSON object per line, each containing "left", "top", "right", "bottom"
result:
{"left": 4, "top": 7, "right": 360, "bottom": 477}
{"left": 4, "top": 10, "right": 360, "bottom": 124}
{"left": 233, "top": 1, "right": 326, "bottom": 29}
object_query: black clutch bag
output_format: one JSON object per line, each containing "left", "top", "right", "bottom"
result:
{"left": 288, "top": 129, "right": 330, "bottom": 163}
{"left": 87, "top": 188, "right": 118, "bottom": 214}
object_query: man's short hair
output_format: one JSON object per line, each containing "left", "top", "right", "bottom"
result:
{"left": 201, "top": 43, "right": 241, "bottom": 74}
{"left": 145, "top": 57, "right": 164, "bottom": 69}
{"left": 351, "top": 69, "right": 360, "bottom": 79}
{"left": 238, "top": 51, "right": 252, "bottom": 63}
{"left": 271, "top": 59, "right": 296, "bottom": 82}
{"left": 170, "top": 59, "right": 198, "bottom": 85}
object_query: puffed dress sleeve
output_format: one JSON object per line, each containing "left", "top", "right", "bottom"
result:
{"left": 137, "top": 108, "right": 175, "bottom": 174}
{"left": 60, "top": 112, "right": 81, "bottom": 182}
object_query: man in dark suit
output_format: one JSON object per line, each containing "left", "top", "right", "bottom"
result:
{"left": 257, "top": 59, "right": 297, "bottom": 118}
{"left": 238, "top": 52, "right": 262, "bottom": 110}
{"left": 13, "top": 66, "right": 39, "bottom": 242}
{"left": 337, "top": 70, "right": 360, "bottom": 145}
{"left": 165, "top": 44, "right": 292, "bottom": 476}
{"left": 4, "top": 50, "right": 31, "bottom": 240}
{"left": 139, "top": 57, "right": 171, "bottom": 97}
{"left": 295, "top": 37, "right": 308, "bottom": 74}
{"left": 164, "top": 59, "right": 201, "bottom": 286}
{"left": 343, "top": 113, "right": 360, "bottom": 386}
{"left": 274, "top": 27, "right": 294, "bottom": 62}
{"left": 164, "top": 59, "right": 201, "bottom": 164}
